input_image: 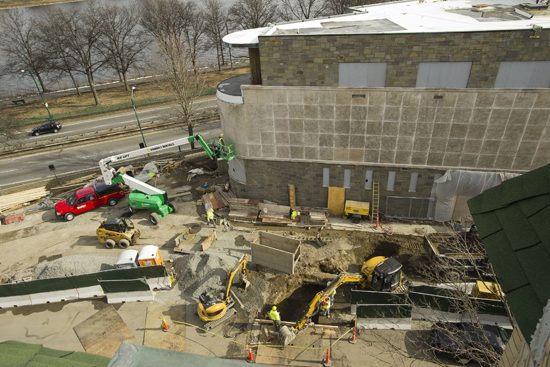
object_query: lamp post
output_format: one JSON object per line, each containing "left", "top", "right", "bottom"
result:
{"left": 131, "top": 86, "right": 147, "bottom": 149}
{"left": 21, "top": 68, "right": 53, "bottom": 120}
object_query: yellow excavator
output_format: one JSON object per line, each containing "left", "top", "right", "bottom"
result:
{"left": 279, "top": 256, "right": 403, "bottom": 345}
{"left": 197, "top": 254, "right": 250, "bottom": 330}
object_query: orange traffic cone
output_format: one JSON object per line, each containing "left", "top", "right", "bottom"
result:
{"left": 161, "top": 318, "right": 169, "bottom": 332}
{"left": 376, "top": 215, "right": 379, "bottom": 229}
{"left": 323, "top": 349, "right": 332, "bottom": 367}
{"left": 246, "top": 345, "right": 254, "bottom": 363}
{"left": 349, "top": 327, "right": 357, "bottom": 344}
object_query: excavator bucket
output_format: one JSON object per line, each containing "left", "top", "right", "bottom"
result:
{"left": 242, "top": 278, "right": 251, "bottom": 290}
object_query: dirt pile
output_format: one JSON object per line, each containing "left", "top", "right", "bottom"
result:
{"left": 33, "top": 254, "right": 118, "bottom": 279}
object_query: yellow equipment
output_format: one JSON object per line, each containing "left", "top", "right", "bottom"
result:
{"left": 471, "top": 280, "right": 503, "bottom": 300}
{"left": 96, "top": 218, "right": 140, "bottom": 249}
{"left": 279, "top": 256, "right": 403, "bottom": 345}
{"left": 343, "top": 200, "right": 370, "bottom": 223}
{"left": 197, "top": 254, "right": 250, "bottom": 330}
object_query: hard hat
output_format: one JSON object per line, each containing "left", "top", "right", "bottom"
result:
{"left": 272, "top": 306, "right": 277, "bottom": 311}
{"left": 220, "top": 133, "right": 224, "bottom": 136}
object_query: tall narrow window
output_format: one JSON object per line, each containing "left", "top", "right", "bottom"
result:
{"left": 323, "top": 168, "right": 330, "bottom": 187}
{"left": 365, "top": 170, "right": 373, "bottom": 189}
{"left": 344, "top": 169, "right": 351, "bottom": 188}
{"left": 387, "top": 171, "right": 396, "bottom": 191}
{"left": 409, "top": 173, "right": 419, "bottom": 192}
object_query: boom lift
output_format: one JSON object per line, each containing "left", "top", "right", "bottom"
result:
{"left": 197, "top": 254, "right": 250, "bottom": 330}
{"left": 279, "top": 256, "right": 403, "bottom": 345}
{"left": 99, "top": 134, "right": 235, "bottom": 224}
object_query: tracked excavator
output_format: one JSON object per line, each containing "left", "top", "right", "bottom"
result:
{"left": 279, "top": 256, "right": 403, "bottom": 345}
{"left": 197, "top": 254, "right": 251, "bottom": 330}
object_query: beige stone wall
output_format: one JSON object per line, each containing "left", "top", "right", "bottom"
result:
{"left": 259, "top": 30, "right": 550, "bottom": 88}
{"left": 218, "top": 86, "right": 550, "bottom": 172}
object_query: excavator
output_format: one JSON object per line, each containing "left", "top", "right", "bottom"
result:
{"left": 279, "top": 256, "right": 403, "bottom": 345}
{"left": 197, "top": 254, "right": 250, "bottom": 330}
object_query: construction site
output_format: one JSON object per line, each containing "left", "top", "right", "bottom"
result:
{"left": 0, "top": 129, "right": 512, "bottom": 367}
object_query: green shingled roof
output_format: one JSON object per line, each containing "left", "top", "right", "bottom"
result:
{"left": 0, "top": 340, "right": 110, "bottom": 367}
{"left": 468, "top": 164, "right": 550, "bottom": 345}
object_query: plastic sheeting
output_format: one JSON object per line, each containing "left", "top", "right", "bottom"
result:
{"left": 434, "top": 170, "right": 520, "bottom": 222}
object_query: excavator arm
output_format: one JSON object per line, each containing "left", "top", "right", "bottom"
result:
{"left": 295, "top": 272, "right": 365, "bottom": 330}
{"left": 223, "top": 254, "right": 249, "bottom": 301}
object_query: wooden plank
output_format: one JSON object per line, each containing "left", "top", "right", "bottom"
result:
{"left": 202, "top": 194, "right": 213, "bottom": 211}
{"left": 288, "top": 184, "right": 296, "bottom": 207}
{"left": 328, "top": 187, "right": 345, "bottom": 215}
{"left": 213, "top": 191, "right": 225, "bottom": 208}
{"left": 259, "top": 231, "right": 300, "bottom": 253}
{"left": 208, "top": 193, "right": 219, "bottom": 210}
{"left": 259, "top": 203, "right": 291, "bottom": 214}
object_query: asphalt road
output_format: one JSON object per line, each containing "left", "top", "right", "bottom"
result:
{"left": 19, "top": 98, "right": 219, "bottom": 143}
{"left": 0, "top": 99, "right": 222, "bottom": 187}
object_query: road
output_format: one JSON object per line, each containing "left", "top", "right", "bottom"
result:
{"left": 18, "top": 98, "right": 219, "bottom": 143}
{"left": 0, "top": 100, "right": 222, "bottom": 187}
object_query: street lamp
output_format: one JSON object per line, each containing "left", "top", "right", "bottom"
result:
{"left": 131, "top": 86, "right": 147, "bottom": 149}
{"left": 21, "top": 68, "right": 54, "bottom": 120}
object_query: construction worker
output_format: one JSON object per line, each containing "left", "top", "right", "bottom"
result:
{"left": 206, "top": 208, "right": 216, "bottom": 228}
{"left": 291, "top": 209, "right": 298, "bottom": 220}
{"left": 270, "top": 306, "right": 281, "bottom": 330}
{"left": 218, "top": 133, "right": 225, "bottom": 147}
{"left": 322, "top": 297, "right": 331, "bottom": 317}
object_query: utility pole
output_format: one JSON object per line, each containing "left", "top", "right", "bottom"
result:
{"left": 22, "top": 68, "right": 54, "bottom": 120}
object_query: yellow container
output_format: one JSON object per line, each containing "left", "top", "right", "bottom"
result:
{"left": 471, "top": 280, "right": 503, "bottom": 300}
{"left": 344, "top": 200, "right": 370, "bottom": 217}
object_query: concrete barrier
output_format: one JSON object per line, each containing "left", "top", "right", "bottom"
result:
{"left": 29, "top": 289, "right": 79, "bottom": 305}
{"left": 0, "top": 295, "right": 33, "bottom": 309}
{"left": 106, "top": 291, "right": 154, "bottom": 304}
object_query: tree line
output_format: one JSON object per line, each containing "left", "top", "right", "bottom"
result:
{"left": 0, "top": 0, "right": 369, "bottom": 106}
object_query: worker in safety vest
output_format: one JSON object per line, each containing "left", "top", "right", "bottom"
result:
{"left": 270, "top": 306, "right": 281, "bottom": 330}
{"left": 206, "top": 208, "right": 216, "bottom": 228}
{"left": 291, "top": 210, "right": 298, "bottom": 220}
{"left": 322, "top": 297, "right": 331, "bottom": 317}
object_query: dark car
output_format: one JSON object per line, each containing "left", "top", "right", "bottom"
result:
{"left": 431, "top": 322, "right": 511, "bottom": 365}
{"left": 31, "top": 121, "right": 62, "bottom": 136}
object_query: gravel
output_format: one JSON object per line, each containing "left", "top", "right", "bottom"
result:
{"left": 33, "top": 254, "right": 119, "bottom": 279}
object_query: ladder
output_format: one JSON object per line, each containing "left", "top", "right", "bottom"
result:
{"left": 288, "top": 185, "right": 296, "bottom": 207}
{"left": 372, "top": 181, "right": 380, "bottom": 222}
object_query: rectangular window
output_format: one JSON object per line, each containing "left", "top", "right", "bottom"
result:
{"left": 323, "top": 168, "right": 330, "bottom": 187}
{"left": 416, "top": 62, "right": 472, "bottom": 88}
{"left": 339, "top": 63, "right": 387, "bottom": 87}
{"left": 409, "top": 173, "right": 419, "bottom": 192}
{"left": 344, "top": 169, "right": 351, "bottom": 188}
{"left": 387, "top": 171, "right": 396, "bottom": 191}
{"left": 494, "top": 61, "right": 550, "bottom": 88}
{"left": 365, "top": 170, "right": 373, "bottom": 189}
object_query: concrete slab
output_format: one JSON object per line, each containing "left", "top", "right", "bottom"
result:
{"left": 144, "top": 300, "right": 186, "bottom": 352}
{"left": 73, "top": 305, "right": 136, "bottom": 358}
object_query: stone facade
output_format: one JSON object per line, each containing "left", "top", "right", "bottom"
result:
{"left": 219, "top": 86, "right": 550, "bottom": 172}
{"left": 259, "top": 30, "right": 550, "bottom": 87}
{"left": 229, "top": 160, "right": 442, "bottom": 216}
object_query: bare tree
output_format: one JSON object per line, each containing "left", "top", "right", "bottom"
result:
{"left": 154, "top": 33, "right": 206, "bottom": 149}
{"left": 99, "top": 4, "right": 150, "bottom": 91}
{"left": 203, "top": 0, "right": 229, "bottom": 71}
{"left": 369, "top": 227, "right": 514, "bottom": 367}
{"left": 140, "top": 0, "right": 193, "bottom": 40}
{"left": 0, "top": 9, "right": 50, "bottom": 92}
{"left": 279, "top": 0, "right": 329, "bottom": 21}
{"left": 324, "top": 0, "right": 369, "bottom": 15}
{"left": 228, "top": 0, "right": 279, "bottom": 29}
{"left": 35, "top": 8, "right": 83, "bottom": 96}
{"left": 184, "top": 3, "right": 207, "bottom": 75}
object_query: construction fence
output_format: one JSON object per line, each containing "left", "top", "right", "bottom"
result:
{"left": 14, "top": 87, "right": 217, "bottom": 128}
{"left": 0, "top": 265, "right": 171, "bottom": 309}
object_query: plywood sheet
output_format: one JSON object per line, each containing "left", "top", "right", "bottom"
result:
{"left": 328, "top": 187, "right": 345, "bottom": 215}
{"left": 74, "top": 305, "right": 136, "bottom": 358}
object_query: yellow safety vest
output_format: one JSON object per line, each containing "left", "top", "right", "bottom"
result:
{"left": 207, "top": 210, "right": 214, "bottom": 220}
{"left": 270, "top": 310, "right": 280, "bottom": 321}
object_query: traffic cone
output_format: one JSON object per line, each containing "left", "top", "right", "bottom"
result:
{"left": 376, "top": 215, "right": 379, "bottom": 229}
{"left": 246, "top": 345, "right": 254, "bottom": 363}
{"left": 323, "top": 349, "right": 332, "bottom": 367}
{"left": 349, "top": 327, "right": 357, "bottom": 344}
{"left": 161, "top": 318, "right": 169, "bottom": 332}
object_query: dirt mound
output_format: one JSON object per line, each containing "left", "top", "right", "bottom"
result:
{"left": 33, "top": 254, "right": 118, "bottom": 279}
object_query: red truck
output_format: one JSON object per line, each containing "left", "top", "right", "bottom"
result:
{"left": 55, "top": 183, "right": 126, "bottom": 221}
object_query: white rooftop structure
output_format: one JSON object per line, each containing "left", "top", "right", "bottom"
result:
{"left": 223, "top": 0, "right": 550, "bottom": 47}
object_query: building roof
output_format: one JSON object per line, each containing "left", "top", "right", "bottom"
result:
{"left": 468, "top": 164, "right": 550, "bottom": 347}
{"left": 223, "top": 0, "right": 550, "bottom": 47}
{"left": 0, "top": 340, "right": 110, "bottom": 367}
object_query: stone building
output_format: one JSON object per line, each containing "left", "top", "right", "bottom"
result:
{"left": 217, "top": 0, "right": 550, "bottom": 221}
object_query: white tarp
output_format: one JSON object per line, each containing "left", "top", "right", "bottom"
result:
{"left": 434, "top": 170, "right": 520, "bottom": 222}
